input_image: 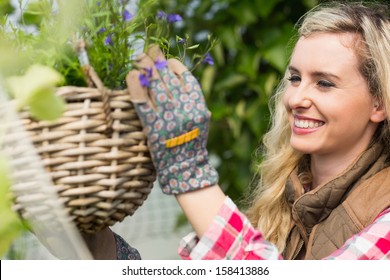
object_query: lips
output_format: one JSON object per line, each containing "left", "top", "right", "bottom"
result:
{"left": 292, "top": 115, "right": 325, "bottom": 135}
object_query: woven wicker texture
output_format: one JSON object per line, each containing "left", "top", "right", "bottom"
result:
{"left": 17, "top": 67, "right": 156, "bottom": 234}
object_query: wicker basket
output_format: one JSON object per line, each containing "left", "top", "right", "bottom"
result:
{"left": 17, "top": 66, "right": 156, "bottom": 234}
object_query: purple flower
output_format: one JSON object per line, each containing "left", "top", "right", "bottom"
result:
{"left": 139, "top": 67, "right": 153, "bottom": 87}
{"left": 123, "top": 9, "right": 133, "bottom": 21}
{"left": 157, "top": 11, "right": 166, "bottom": 20}
{"left": 178, "top": 38, "right": 186, "bottom": 44}
{"left": 167, "top": 14, "right": 182, "bottom": 23}
{"left": 145, "top": 67, "right": 153, "bottom": 78}
{"left": 98, "top": 27, "right": 106, "bottom": 33}
{"left": 202, "top": 53, "right": 214, "bottom": 65}
{"left": 155, "top": 59, "right": 167, "bottom": 70}
{"left": 139, "top": 74, "right": 149, "bottom": 87}
{"left": 104, "top": 34, "right": 113, "bottom": 46}
{"left": 97, "top": 2, "right": 101, "bottom": 6}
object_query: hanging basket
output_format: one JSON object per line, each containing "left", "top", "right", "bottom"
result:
{"left": 17, "top": 66, "right": 156, "bottom": 234}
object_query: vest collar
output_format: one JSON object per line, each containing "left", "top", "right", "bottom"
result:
{"left": 285, "top": 142, "right": 386, "bottom": 234}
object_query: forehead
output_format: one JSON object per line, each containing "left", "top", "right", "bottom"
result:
{"left": 290, "top": 32, "right": 361, "bottom": 71}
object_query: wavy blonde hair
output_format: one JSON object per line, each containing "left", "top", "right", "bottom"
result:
{"left": 245, "top": 1, "right": 390, "bottom": 252}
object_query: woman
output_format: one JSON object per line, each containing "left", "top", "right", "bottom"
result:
{"left": 91, "top": 1, "right": 390, "bottom": 259}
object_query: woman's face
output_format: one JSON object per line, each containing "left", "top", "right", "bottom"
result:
{"left": 283, "top": 32, "right": 386, "bottom": 161}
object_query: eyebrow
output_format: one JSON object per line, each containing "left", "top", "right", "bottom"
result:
{"left": 288, "top": 65, "right": 341, "bottom": 81}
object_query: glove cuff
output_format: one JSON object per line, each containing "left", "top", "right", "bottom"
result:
{"left": 158, "top": 155, "right": 219, "bottom": 194}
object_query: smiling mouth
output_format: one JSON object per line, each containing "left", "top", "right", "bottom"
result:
{"left": 294, "top": 118, "right": 325, "bottom": 129}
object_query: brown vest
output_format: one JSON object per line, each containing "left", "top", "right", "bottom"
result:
{"left": 283, "top": 143, "right": 390, "bottom": 259}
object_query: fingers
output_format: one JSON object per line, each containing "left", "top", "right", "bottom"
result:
{"left": 167, "top": 58, "right": 204, "bottom": 103}
{"left": 146, "top": 45, "right": 190, "bottom": 89}
{"left": 126, "top": 70, "right": 149, "bottom": 104}
{"left": 146, "top": 44, "right": 165, "bottom": 63}
{"left": 167, "top": 58, "right": 188, "bottom": 76}
{"left": 149, "top": 49, "right": 184, "bottom": 97}
{"left": 127, "top": 53, "right": 159, "bottom": 110}
{"left": 126, "top": 46, "right": 198, "bottom": 112}
{"left": 135, "top": 52, "right": 160, "bottom": 81}
{"left": 166, "top": 58, "right": 192, "bottom": 96}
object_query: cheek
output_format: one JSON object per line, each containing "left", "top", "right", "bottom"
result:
{"left": 322, "top": 99, "right": 370, "bottom": 127}
{"left": 340, "top": 103, "right": 371, "bottom": 123}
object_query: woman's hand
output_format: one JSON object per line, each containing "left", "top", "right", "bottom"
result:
{"left": 126, "top": 46, "right": 218, "bottom": 194}
{"left": 127, "top": 46, "right": 226, "bottom": 238}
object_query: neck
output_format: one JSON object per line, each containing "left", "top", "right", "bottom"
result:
{"left": 310, "top": 151, "right": 364, "bottom": 188}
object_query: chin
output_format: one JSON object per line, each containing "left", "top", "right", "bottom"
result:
{"left": 290, "top": 141, "right": 317, "bottom": 155}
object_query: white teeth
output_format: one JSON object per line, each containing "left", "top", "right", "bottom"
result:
{"left": 295, "top": 119, "right": 324, "bottom": 129}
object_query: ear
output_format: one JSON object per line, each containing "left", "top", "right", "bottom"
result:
{"left": 370, "top": 100, "right": 387, "bottom": 123}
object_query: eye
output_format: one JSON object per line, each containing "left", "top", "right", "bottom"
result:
{"left": 317, "top": 80, "right": 335, "bottom": 88}
{"left": 287, "top": 75, "right": 301, "bottom": 85}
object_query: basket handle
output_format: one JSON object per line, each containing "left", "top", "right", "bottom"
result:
{"left": 75, "top": 40, "right": 113, "bottom": 132}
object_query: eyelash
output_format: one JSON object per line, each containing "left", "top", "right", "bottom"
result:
{"left": 287, "top": 75, "right": 300, "bottom": 83}
{"left": 287, "top": 75, "right": 335, "bottom": 88}
{"left": 317, "top": 80, "right": 335, "bottom": 88}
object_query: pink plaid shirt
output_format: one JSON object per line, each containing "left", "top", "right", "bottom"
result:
{"left": 178, "top": 197, "right": 390, "bottom": 260}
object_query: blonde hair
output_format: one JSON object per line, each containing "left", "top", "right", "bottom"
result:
{"left": 246, "top": 1, "right": 390, "bottom": 252}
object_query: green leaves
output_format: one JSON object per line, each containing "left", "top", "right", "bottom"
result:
{"left": 6, "top": 64, "right": 65, "bottom": 121}
{"left": 0, "top": 0, "right": 14, "bottom": 17}
{"left": 0, "top": 155, "right": 24, "bottom": 258}
{"left": 20, "top": 0, "right": 51, "bottom": 26}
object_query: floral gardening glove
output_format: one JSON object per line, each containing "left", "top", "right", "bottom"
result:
{"left": 126, "top": 46, "right": 218, "bottom": 194}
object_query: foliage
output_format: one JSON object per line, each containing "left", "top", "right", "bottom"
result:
{"left": 0, "top": 0, "right": 86, "bottom": 78}
{"left": 0, "top": 155, "right": 24, "bottom": 258}
{"left": 4, "top": 0, "right": 217, "bottom": 89}
{"left": 6, "top": 65, "right": 65, "bottom": 120}
{"left": 0, "top": 0, "right": 14, "bottom": 17}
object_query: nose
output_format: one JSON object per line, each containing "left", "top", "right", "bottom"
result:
{"left": 285, "top": 83, "right": 313, "bottom": 110}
